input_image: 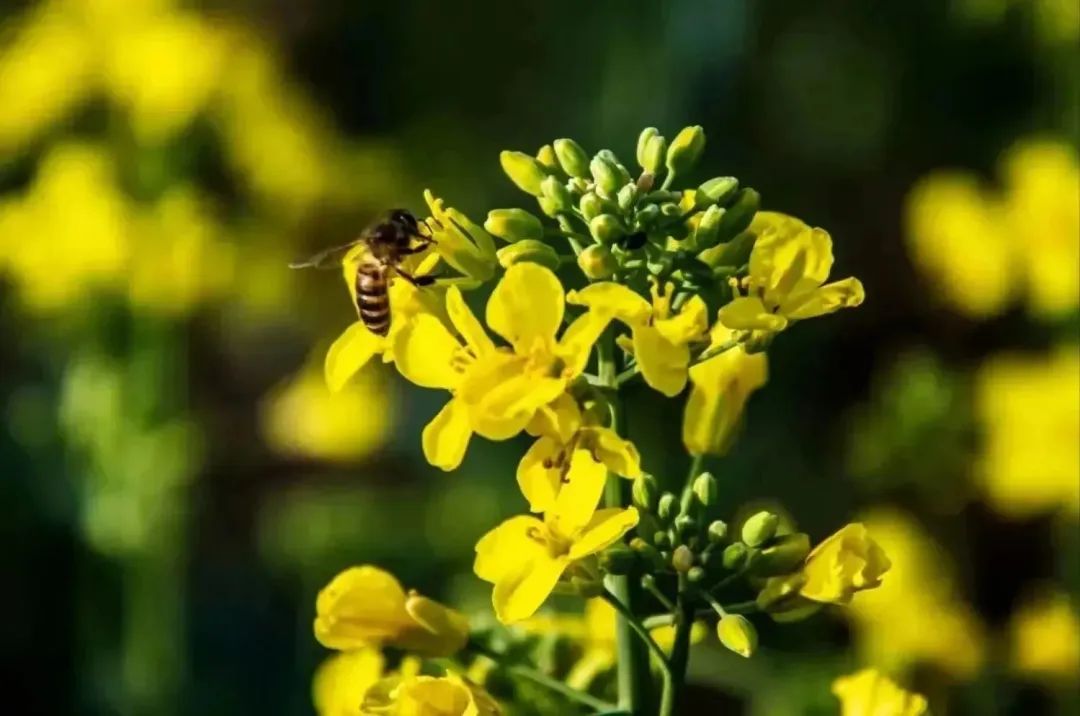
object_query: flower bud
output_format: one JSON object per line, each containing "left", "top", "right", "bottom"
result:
{"left": 640, "top": 573, "right": 659, "bottom": 592}
{"left": 636, "top": 172, "right": 655, "bottom": 193}
{"left": 675, "top": 514, "right": 696, "bottom": 538}
{"left": 671, "top": 544, "right": 695, "bottom": 573}
{"left": 596, "top": 149, "right": 633, "bottom": 187}
{"left": 579, "top": 192, "right": 604, "bottom": 221}
{"left": 707, "top": 520, "right": 729, "bottom": 543}
{"left": 717, "top": 614, "right": 757, "bottom": 658}
{"left": 496, "top": 240, "right": 560, "bottom": 271}
{"left": 692, "top": 204, "right": 724, "bottom": 250}
{"left": 665, "top": 125, "right": 705, "bottom": 177}
{"left": 660, "top": 202, "right": 682, "bottom": 218}
{"left": 500, "top": 150, "right": 548, "bottom": 196}
{"left": 635, "top": 203, "right": 661, "bottom": 227}
{"left": 642, "top": 135, "right": 667, "bottom": 174}
{"left": 568, "top": 177, "right": 589, "bottom": 195}
{"left": 694, "top": 177, "right": 739, "bottom": 209}
{"left": 699, "top": 229, "right": 756, "bottom": 269}
{"left": 712, "top": 188, "right": 759, "bottom": 245}
{"left": 600, "top": 545, "right": 638, "bottom": 575}
{"left": 590, "top": 155, "right": 623, "bottom": 199}
{"left": 741, "top": 511, "right": 779, "bottom": 548}
{"left": 657, "top": 492, "right": 677, "bottom": 522}
{"left": 632, "top": 474, "right": 659, "bottom": 512}
{"left": 589, "top": 214, "right": 625, "bottom": 244}
{"left": 540, "top": 175, "right": 574, "bottom": 215}
{"left": 536, "top": 144, "right": 559, "bottom": 171}
{"left": 755, "top": 573, "right": 806, "bottom": 611}
{"left": 750, "top": 533, "right": 811, "bottom": 577}
{"left": 636, "top": 127, "right": 659, "bottom": 168}
{"left": 692, "top": 472, "right": 718, "bottom": 507}
{"left": 653, "top": 531, "right": 671, "bottom": 549}
{"left": 687, "top": 566, "right": 706, "bottom": 583}
{"left": 577, "top": 244, "right": 617, "bottom": 279}
{"left": 630, "top": 537, "right": 664, "bottom": 569}
{"left": 553, "top": 138, "right": 590, "bottom": 178}
{"left": 722, "top": 542, "right": 748, "bottom": 570}
{"left": 617, "top": 183, "right": 638, "bottom": 212}
{"left": 484, "top": 208, "right": 544, "bottom": 243}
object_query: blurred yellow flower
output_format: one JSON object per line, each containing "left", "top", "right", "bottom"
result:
{"left": 848, "top": 508, "right": 986, "bottom": 679}
{"left": 312, "top": 648, "right": 384, "bottom": 716}
{"left": 474, "top": 454, "right": 638, "bottom": 623}
{"left": 1010, "top": 588, "right": 1080, "bottom": 681}
{"left": 718, "top": 212, "right": 864, "bottom": 336}
{"left": 314, "top": 565, "right": 469, "bottom": 657}
{"left": 975, "top": 347, "right": 1080, "bottom": 519}
{"left": 362, "top": 672, "right": 501, "bottom": 716}
{"left": 260, "top": 360, "right": 392, "bottom": 462}
{"left": 682, "top": 324, "right": 768, "bottom": 456}
{"left": 568, "top": 279, "right": 709, "bottom": 396}
{"left": 423, "top": 191, "right": 498, "bottom": 283}
{"left": 832, "top": 668, "right": 928, "bottom": 716}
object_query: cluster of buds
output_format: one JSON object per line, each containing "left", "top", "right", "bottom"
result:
{"left": 488, "top": 126, "right": 761, "bottom": 316}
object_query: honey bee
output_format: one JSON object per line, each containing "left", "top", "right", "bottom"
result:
{"left": 290, "top": 209, "right": 436, "bottom": 336}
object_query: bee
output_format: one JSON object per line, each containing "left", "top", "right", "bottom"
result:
{"left": 290, "top": 209, "right": 436, "bottom": 336}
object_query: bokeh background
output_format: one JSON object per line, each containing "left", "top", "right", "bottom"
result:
{"left": 1, "top": 1, "right": 1077, "bottom": 714}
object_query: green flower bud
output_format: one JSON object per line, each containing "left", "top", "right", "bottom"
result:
{"left": 692, "top": 472, "right": 718, "bottom": 507}
{"left": 642, "top": 134, "right": 667, "bottom": 174}
{"left": 568, "top": 177, "right": 589, "bottom": 195}
{"left": 496, "top": 240, "right": 560, "bottom": 271}
{"left": 553, "top": 138, "right": 591, "bottom": 178}
{"left": 500, "top": 150, "right": 548, "bottom": 196}
{"left": 741, "top": 511, "right": 779, "bottom": 548}
{"left": 630, "top": 537, "right": 666, "bottom": 570}
{"left": 665, "top": 125, "right": 705, "bottom": 177}
{"left": 660, "top": 202, "right": 682, "bottom": 218}
{"left": 657, "top": 492, "right": 678, "bottom": 522}
{"left": 632, "top": 474, "right": 659, "bottom": 512}
{"left": 579, "top": 192, "right": 604, "bottom": 221}
{"left": 589, "top": 214, "right": 625, "bottom": 244}
{"left": 596, "top": 149, "right": 633, "bottom": 187}
{"left": 578, "top": 244, "right": 617, "bottom": 280}
{"left": 722, "top": 542, "right": 748, "bottom": 570}
{"left": 537, "top": 196, "right": 562, "bottom": 218}
{"left": 636, "top": 203, "right": 661, "bottom": 227}
{"left": 484, "top": 208, "right": 544, "bottom": 243}
{"left": 750, "top": 533, "right": 811, "bottom": 577}
{"left": 617, "top": 183, "right": 638, "bottom": 212}
{"left": 692, "top": 204, "right": 724, "bottom": 250}
{"left": 687, "top": 566, "right": 706, "bottom": 583}
{"left": 675, "top": 514, "right": 696, "bottom": 538}
{"left": 653, "top": 531, "right": 671, "bottom": 549}
{"left": 636, "top": 172, "right": 656, "bottom": 193}
{"left": 699, "top": 229, "right": 756, "bottom": 269}
{"left": 712, "top": 188, "right": 759, "bottom": 245}
{"left": 671, "top": 544, "right": 695, "bottom": 573}
{"left": 540, "top": 175, "right": 574, "bottom": 214}
{"left": 636, "top": 127, "right": 659, "bottom": 168}
{"left": 717, "top": 614, "right": 757, "bottom": 658}
{"left": 707, "top": 520, "right": 728, "bottom": 543}
{"left": 640, "top": 573, "right": 659, "bottom": 592}
{"left": 590, "top": 155, "right": 622, "bottom": 199}
{"left": 694, "top": 177, "right": 739, "bottom": 209}
{"left": 536, "top": 144, "right": 559, "bottom": 172}
{"left": 600, "top": 545, "right": 638, "bottom": 575}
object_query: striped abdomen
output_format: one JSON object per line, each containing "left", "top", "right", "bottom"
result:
{"left": 355, "top": 261, "right": 391, "bottom": 336}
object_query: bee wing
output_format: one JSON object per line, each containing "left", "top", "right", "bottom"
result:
{"left": 288, "top": 240, "right": 366, "bottom": 270}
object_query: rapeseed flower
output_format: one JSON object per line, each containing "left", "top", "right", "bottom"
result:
{"left": 362, "top": 671, "right": 501, "bottom": 716}
{"left": 832, "top": 669, "right": 928, "bottom": 716}
{"left": 312, "top": 648, "right": 384, "bottom": 716}
{"left": 1009, "top": 588, "right": 1080, "bottom": 681}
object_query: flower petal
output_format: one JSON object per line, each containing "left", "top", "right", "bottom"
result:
{"left": 517, "top": 437, "right": 564, "bottom": 513}
{"left": 393, "top": 314, "right": 463, "bottom": 389}
{"left": 549, "top": 449, "right": 609, "bottom": 536}
{"left": 633, "top": 325, "right": 690, "bottom": 397}
{"left": 782, "top": 277, "right": 866, "bottom": 320}
{"left": 655, "top": 295, "right": 709, "bottom": 345}
{"left": 422, "top": 398, "right": 473, "bottom": 471}
{"left": 314, "top": 566, "right": 410, "bottom": 649}
{"left": 683, "top": 346, "right": 767, "bottom": 456}
{"left": 474, "top": 515, "right": 546, "bottom": 583}
{"left": 526, "top": 393, "right": 582, "bottom": 443}
{"left": 324, "top": 322, "right": 384, "bottom": 392}
{"left": 717, "top": 296, "right": 787, "bottom": 332}
{"left": 568, "top": 507, "right": 640, "bottom": 560}
{"left": 492, "top": 555, "right": 568, "bottom": 624}
{"left": 486, "top": 263, "right": 565, "bottom": 353}
{"left": 588, "top": 427, "right": 642, "bottom": 478}
{"left": 557, "top": 311, "right": 611, "bottom": 377}
{"left": 566, "top": 282, "right": 652, "bottom": 326}
{"left": 446, "top": 285, "right": 495, "bottom": 356}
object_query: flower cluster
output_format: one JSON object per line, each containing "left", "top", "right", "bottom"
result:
{"left": 310, "top": 126, "right": 889, "bottom": 715}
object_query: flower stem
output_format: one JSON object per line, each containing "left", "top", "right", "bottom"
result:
{"left": 462, "top": 645, "right": 615, "bottom": 713}
{"left": 658, "top": 578, "right": 694, "bottom": 716}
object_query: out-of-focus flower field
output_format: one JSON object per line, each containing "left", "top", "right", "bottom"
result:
{"left": 1, "top": 0, "right": 1076, "bottom": 714}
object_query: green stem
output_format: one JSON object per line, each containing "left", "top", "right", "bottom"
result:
{"left": 599, "top": 589, "right": 671, "bottom": 673}
{"left": 658, "top": 579, "right": 694, "bottom": 716}
{"left": 462, "top": 646, "right": 615, "bottom": 713}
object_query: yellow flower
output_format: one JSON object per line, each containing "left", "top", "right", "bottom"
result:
{"left": 312, "top": 648, "right": 384, "bottom": 716}
{"left": 975, "top": 347, "right": 1080, "bottom": 519}
{"left": 682, "top": 324, "right": 768, "bottom": 456}
{"left": 362, "top": 672, "right": 501, "bottom": 716}
{"left": 832, "top": 669, "right": 928, "bottom": 716}
{"left": 1010, "top": 588, "right": 1080, "bottom": 681}
{"left": 474, "top": 455, "right": 638, "bottom": 623}
{"left": 423, "top": 190, "right": 498, "bottom": 283}
{"left": 394, "top": 263, "right": 609, "bottom": 471}
{"left": 847, "top": 508, "right": 985, "bottom": 678}
{"left": 718, "top": 212, "right": 864, "bottom": 335}
{"left": 567, "top": 280, "right": 709, "bottom": 396}
{"left": 314, "top": 566, "right": 469, "bottom": 657}
{"left": 518, "top": 393, "right": 641, "bottom": 513}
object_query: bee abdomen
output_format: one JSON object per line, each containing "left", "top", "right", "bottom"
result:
{"left": 355, "top": 263, "right": 391, "bottom": 336}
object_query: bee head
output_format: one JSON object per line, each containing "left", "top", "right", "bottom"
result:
{"left": 388, "top": 208, "right": 419, "bottom": 232}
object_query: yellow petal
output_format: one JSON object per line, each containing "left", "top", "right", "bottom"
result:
{"left": 446, "top": 284, "right": 495, "bottom": 356}
{"left": 654, "top": 295, "right": 709, "bottom": 345}
{"left": 526, "top": 393, "right": 582, "bottom": 443}
{"left": 424, "top": 190, "right": 496, "bottom": 281}
{"left": 493, "top": 554, "right": 568, "bottom": 624}
{"left": 474, "top": 515, "right": 547, "bottom": 583}
{"left": 517, "top": 437, "right": 564, "bottom": 513}
{"left": 566, "top": 282, "right": 652, "bottom": 326}
{"left": 486, "top": 263, "right": 564, "bottom": 353}
{"left": 393, "top": 314, "right": 463, "bottom": 389}
{"left": 782, "top": 277, "right": 866, "bottom": 320}
{"left": 324, "top": 322, "right": 384, "bottom": 392}
{"left": 312, "top": 649, "right": 385, "bottom": 716}
{"left": 550, "top": 449, "right": 609, "bottom": 536}
{"left": 401, "top": 594, "right": 470, "bottom": 656}
{"left": 749, "top": 214, "right": 834, "bottom": 303}
{"left": 422, "top": 398, "right": 473, "bottom": 471}
{"left": 633, "top": 325, "right": 690, "bottom": 397}
{"left": 568, "top": 507, "right": 640, "bottom": 560}
{"left": 683, "top": 346, "right": 768, "bottom": 456}
{"left": 717, "top": 296, "right": 787, "bottom": 332}
{"left": 588, "top": 427, "right": 642, "bottom": 478}
{"left": 557, "top": 311, "right": 612, "bottom": 377}
{"left": 832, "top": 669, "right": 929, "bottom": 716}
{"left": 314, "top": 566, "right": 410, "bottom": 649}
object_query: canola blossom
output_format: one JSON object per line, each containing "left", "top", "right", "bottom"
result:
{"left": 832, "top": 669, "right": 928, "bottom": 716}
{"left": 307, "top": 126, "right": 881, "bottom": 716}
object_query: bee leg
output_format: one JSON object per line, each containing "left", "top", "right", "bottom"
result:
{"left": 417, "top": 219, "right": 439, "bottom": 241}
{"left": 397, "top": 244, "right": 430, "bottom": 255}
{"left": 396, "top": 269, "right": 436, "bottom": 287}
